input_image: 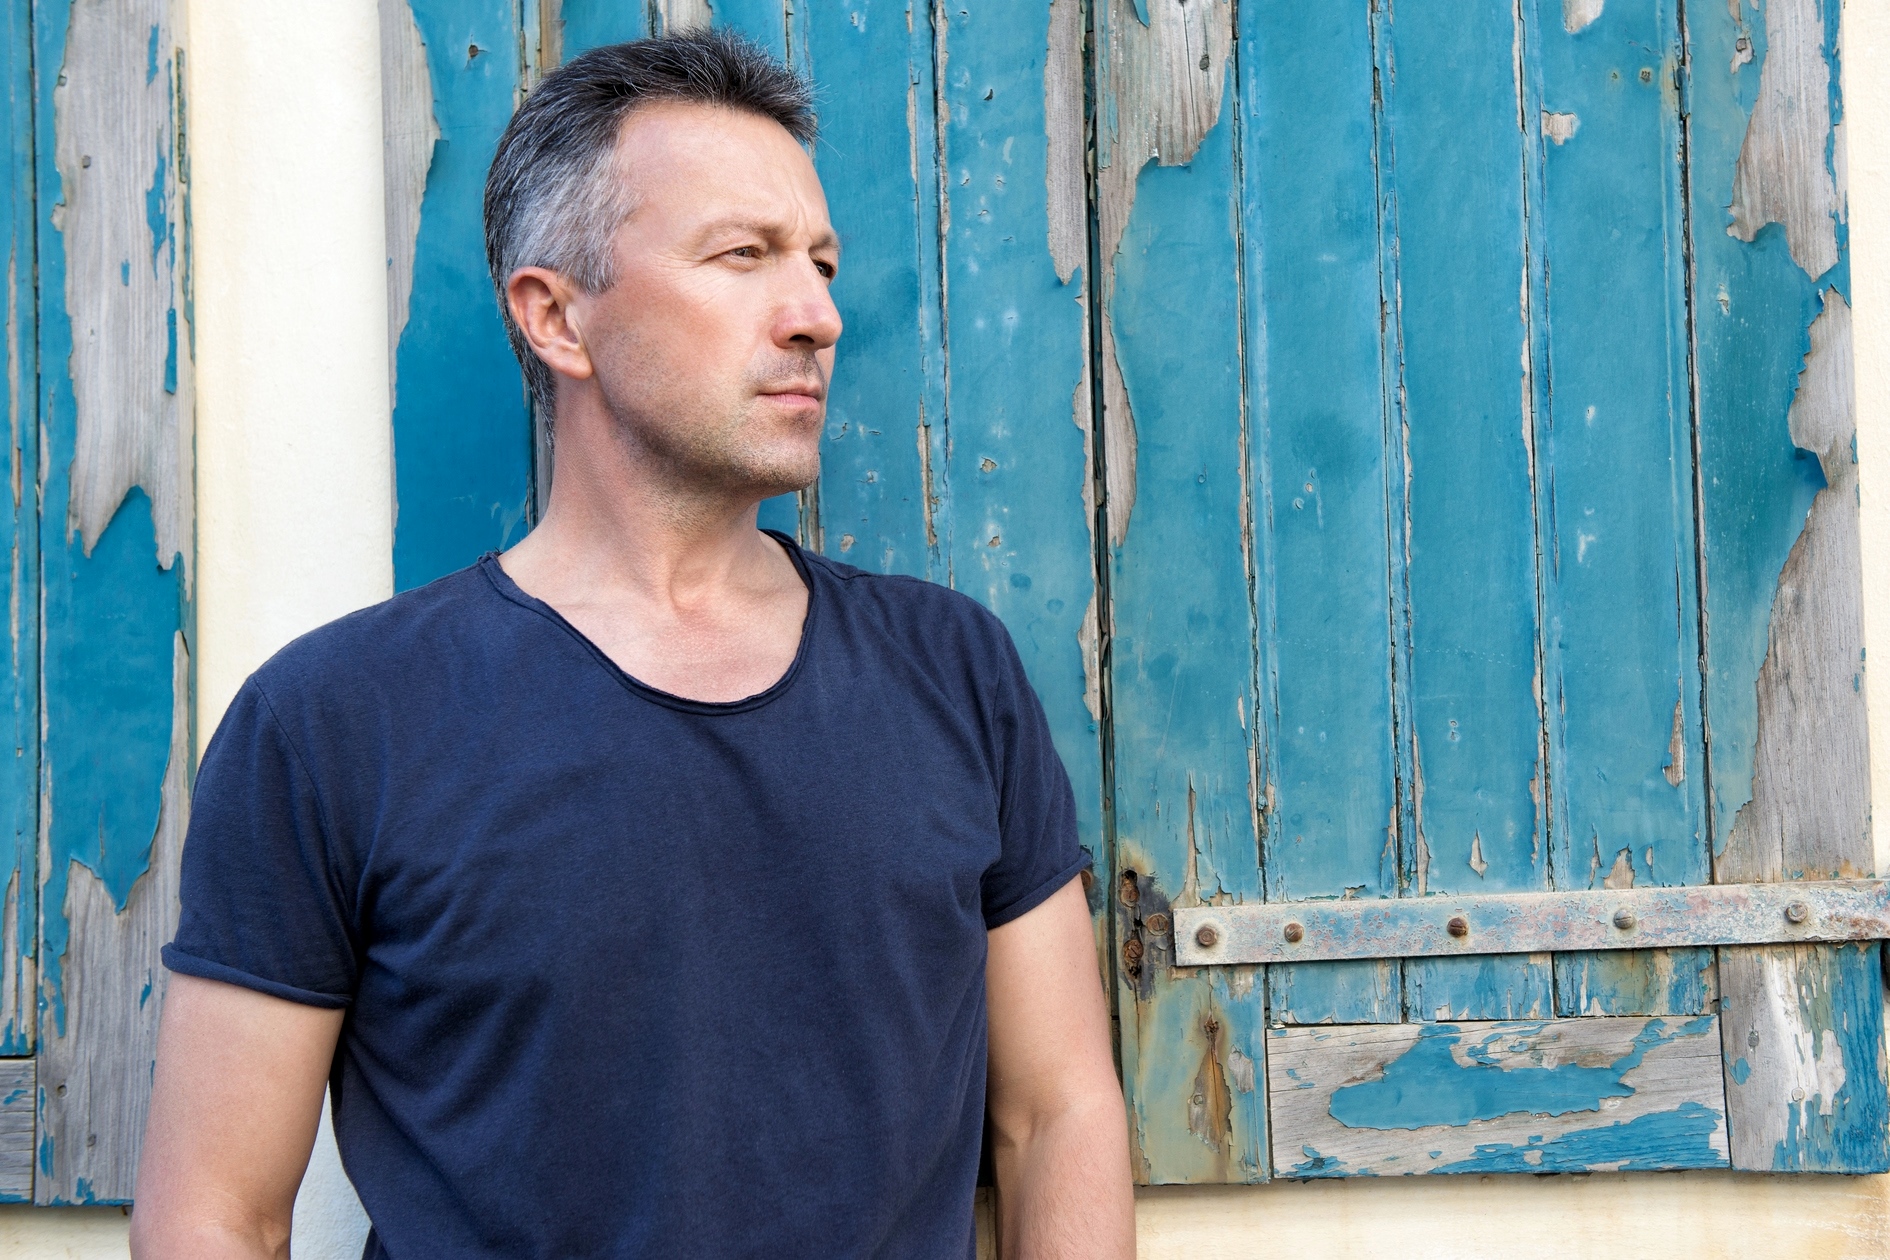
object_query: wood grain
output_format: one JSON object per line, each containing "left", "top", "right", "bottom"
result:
{"left": 1269, "top": 1016, "right": 1729, "bottom": 1177}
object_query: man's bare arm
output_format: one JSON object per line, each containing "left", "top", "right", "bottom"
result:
{"left": 986, "top": 877, "right": 1135, "bottom": 1259}
{"left": 131, "top": 973, "right": 345, "bottom": 1259}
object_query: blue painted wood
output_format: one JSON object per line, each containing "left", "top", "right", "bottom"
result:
{"left": 1529, "top": 0, "right": 1712, "bottom": 1020}
{"left": 799, "top": 0, "right": 945, "bottom": 580}
{"left": 0, "top": 0, "right": 36, "bottom": 1066}
{"left": 931, "top": 0, "right": 1101, "bottom": 876}
{"left": 1377, "top": 0, "right": 1553, "bottom": 1025}
{"left": 32, "top": 0, "right": 190, "bottom": 1202}
{"left": 1687, "top": 0, "right": 1885, "bottom": 1173}
{"left": 1099, "top": 1, "right": 1265, "bottom": 1181}
{"left": 1241, "top": 0, "right": 1401, "bottom": 1029}
{"left": 395, "top": 0, "right": 534, "bottom": 590}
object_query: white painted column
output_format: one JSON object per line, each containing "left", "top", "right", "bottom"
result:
{"left": 187, "top": 0, "right": 396, "bottom": 737}
{"left": 184, "top": 1, "right": 388, "bottom": 1254}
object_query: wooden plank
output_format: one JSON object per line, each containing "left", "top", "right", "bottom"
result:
{"left": 1530, "top": 0, "right": 1714, "bottom": 1020}
{"left": 800, "top": 0, "right": 945, "bottom": 582}
{"left": 0, "top": 0, "right": 36, "bottom": 1057}
{"left": 392, "top": 0, "right": 533, "bottom": 589}
{"left": 0, "top": 1058, "right": 30, "bottom": 1200}
{"left": 1268, "top": 1016, "right": 1730, "bottom": 1176}
{"left": 1380, "top": 0, "right": 1553, "bottom": 1025}
{"left": 1096, "top": 0, "right": 1265, "bottom": 1185}
{"left": 929, "top": 0, "right": 1105, "bottom": 951}
{"left": 1687, "top": 0, "right": 1886, "bottom": 1174}
{"left": 33, "top": 0, "right": 191, "bottom": 1204}
{"left": 1179, "top": 879, "right": 1890, "bottom": 966}
{"left": 1242, "top": 0, "right": 1402, "bottom": 1029}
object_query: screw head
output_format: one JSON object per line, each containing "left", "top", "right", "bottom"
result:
{"left": 1144, "top": 913, "right": 1171, "bottom": 936}
{"left": 1613, "top": 908, "right": 1637, "bottom": 931}
{"left": 1786, "top": 901, "right": 1810, "bottom": 925}
{"left": 1283, "top": 921, "right": 1304, "bottom": 944}
{"left": 1195, "top": 924, "right": 1220, "bottom": 949}
{"left": 1446, "top": 916, "right": 1469, "bottom": 938}
{"left": 1119, "top": 874, "right": 1140, "bottom": 905}
{"left": 1123, "top": 938, "right": 1145, "bottom": 963}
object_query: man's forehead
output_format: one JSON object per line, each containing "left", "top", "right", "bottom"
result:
{"left": 612, "top": 101, "right": 831, "bottom": 233}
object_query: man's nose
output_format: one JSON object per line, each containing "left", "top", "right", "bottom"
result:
{"left": 773, "top": 258, "right": 843, "bottom": 352}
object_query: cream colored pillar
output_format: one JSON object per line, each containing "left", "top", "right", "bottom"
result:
{"left": 185, "top": 1, "right": 389, "bottom": 1254}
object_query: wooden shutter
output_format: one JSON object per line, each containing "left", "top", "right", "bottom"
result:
{"left": 0, "top": 0, "right": 196, "bottom": 1204}
{"left": 398, "top": 0, "right": 1879, "bottom": 1184}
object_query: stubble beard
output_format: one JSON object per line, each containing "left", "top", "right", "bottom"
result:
{"left": 603, "top": 351, "right": 825, "bottom": 504}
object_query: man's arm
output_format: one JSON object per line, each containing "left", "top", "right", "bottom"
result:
{"left": 986, "top": 877, "right": 1135, "bottom": 1259}
{"left": 130, "top": 973, "right": 345, "bottom": 1259}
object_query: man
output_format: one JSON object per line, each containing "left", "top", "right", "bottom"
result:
{"left": 131, "top": 29, "right": 1133, "bottom": 1260}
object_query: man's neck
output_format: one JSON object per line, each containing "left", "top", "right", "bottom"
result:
{"left": 496, "top": 408, "right": 810, "bottom": 703}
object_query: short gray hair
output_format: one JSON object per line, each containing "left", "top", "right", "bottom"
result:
{"left": 482, "top": 30, "right": 817, "bottom": 419}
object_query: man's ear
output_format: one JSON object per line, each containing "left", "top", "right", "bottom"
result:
{"left": 507, "top": 267, "right": 594, "bottom": 384}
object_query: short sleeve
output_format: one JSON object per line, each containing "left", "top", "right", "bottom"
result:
{"left": 980, "top": 626, "right": 1090, "bottom": 929}
{"left": 162, "top": 679, "right": 357, "bottom": 1008}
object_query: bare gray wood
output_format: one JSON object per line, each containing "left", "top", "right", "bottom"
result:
{"left": 36, "top": 634, "right": 188, "bottom": 1203}
{"left": 53, "top": 0, "right": 190, "bottom": 566}
{"left": 1175, "top": 880, "right": 1890, "bottom": 967}
{"left": 1268, "top": 1016, "right": 1729, "bottom": 1177}
{"left": 379, "top": 0, "right": 437, "bottom": 412}
{"left": 0, "top": 1058, "right": 32, "bottom": 1199}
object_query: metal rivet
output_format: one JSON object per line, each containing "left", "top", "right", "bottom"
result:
{"left": 1786, "top": 901, "right": 1810, "bottom": 925}
{"left": 1446, "top": 916, "right": 1469, "bottom": 938}
{"left": 1145, "top": 913, "right": 1171, "bottom": 936}
{"left": 1123, "top": 938, "right": 1144, "bottom": 963}
{"left": 1119, "top": 873, "right": 1140, "bottom": 905}
{"left": 1195, "top": 924, "right": 1220, "bottom": 949}
{"left": 1613, "top": 908, "right": 1637, "bottom": 931}
{"left": 1283, "top": 922, "right": 1304, "bottom": 944}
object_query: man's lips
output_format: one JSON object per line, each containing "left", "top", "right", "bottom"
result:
{"left": 759, "top": 386, "right": 825, "bottom": 405}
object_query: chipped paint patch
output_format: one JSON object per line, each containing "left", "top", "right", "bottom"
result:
{"left": 1727, "top": 0, "right": 1839, "bottom": 278}
{"left": 53, "top": 0, "right": 188, "bottom": 566}
{"left": 1721, "top": 293, "right": 1868, "bottom": 883}
{"left": 1542, "top": 110, "right": 1579, "bottom": 144}
{"left": 1093, "top": 0, "right": 1232, "bottom": 547}
{"left": 380, "top": 0, "right": 439, "bottom": 409}
{"left": 1269, "top": 1016, "right": 1728, "bottom": 1175}
{"left": 1562, "top": 0, "right": 1605, "bottom": 34}
{"left": 37, "top": 631, "right": 187, "bottom": 1203}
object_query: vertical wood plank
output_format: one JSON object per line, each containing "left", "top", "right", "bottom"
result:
{"left": 1241, "top": 0, "right": 1401, "bottom": 1029}
{"left": 0, "top": 1059, "right": 32, "bottom": 1200}
{"left": 1378, "top": 0, "right": 1554, "bottom": 1024}
{"left": 0, "top": 0, "right": 36, "bottom": 1059}
{"left": 1688, "top": 0, "right": 1886, "bottom": 1172}
{"left": 33, "top": 0, "right": 192, "bottom": 1202}
{"left": 933, "top": 0, "right": 1103, "bottom": 889}
{"left": 798, "top": 0, "right": 944, "bottom": 581}
{"left": 1531, "top": 0, "right": 1714, "bottom": 1019}
{"left": 1098, "top": 0, "right": 1265, "bottom": 1185}
{"left": 392, "top": 0, "right": 533, "bottom": 590}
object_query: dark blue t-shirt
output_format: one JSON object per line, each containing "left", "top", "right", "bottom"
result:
{"left": 163, "top": 534, "right": 1087, "bottom": 1259}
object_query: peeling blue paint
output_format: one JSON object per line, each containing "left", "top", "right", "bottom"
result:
{"left": 1329, "top": 1018, "right": 1708, "bottom": 1131}
{"left": 1430, "top": 1101, "right": 1728, "bottom": 1174}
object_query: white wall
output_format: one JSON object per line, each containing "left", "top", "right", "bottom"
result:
{"left": 1, "top": 0, "right": 1886, "bottom": 1253}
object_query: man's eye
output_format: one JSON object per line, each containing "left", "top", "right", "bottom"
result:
{"left": 727, "top": 245, "right": 762, "bottom": 260}
{"left": 815, "top": 261, "right": 836, "bottom": 280}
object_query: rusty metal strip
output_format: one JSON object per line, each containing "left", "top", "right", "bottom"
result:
{"left": 1173, "top": 881, "right": 1890, "bottom": 967}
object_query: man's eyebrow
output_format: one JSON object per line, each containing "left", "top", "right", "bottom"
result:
{"left": 697, "top": 218, "right": 840, "bottom": 254}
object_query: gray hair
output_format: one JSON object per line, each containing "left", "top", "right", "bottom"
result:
{"left": 482, "top": 30, "right": 817, "bottom": 420}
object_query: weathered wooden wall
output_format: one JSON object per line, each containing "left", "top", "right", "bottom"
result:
{"left": 0, "top": 0, "right": 1868, "bottom": 1213}
{"left": 363, "top": 0, "right": 1875, "bottom": 1186}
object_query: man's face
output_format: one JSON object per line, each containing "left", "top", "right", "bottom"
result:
{"left": 570, "top": 102, "right": 841, "bottom": 499}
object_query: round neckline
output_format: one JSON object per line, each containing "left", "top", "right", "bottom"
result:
{"left": 479, "top": 528, "right": 818, "bottom": 716}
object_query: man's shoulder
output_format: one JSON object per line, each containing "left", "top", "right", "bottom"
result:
{"left": 247, "top": 560, "right": 501, "bottom": 706}
{"left": 798, "top": 546, "right": 1019, "bottom": 669}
